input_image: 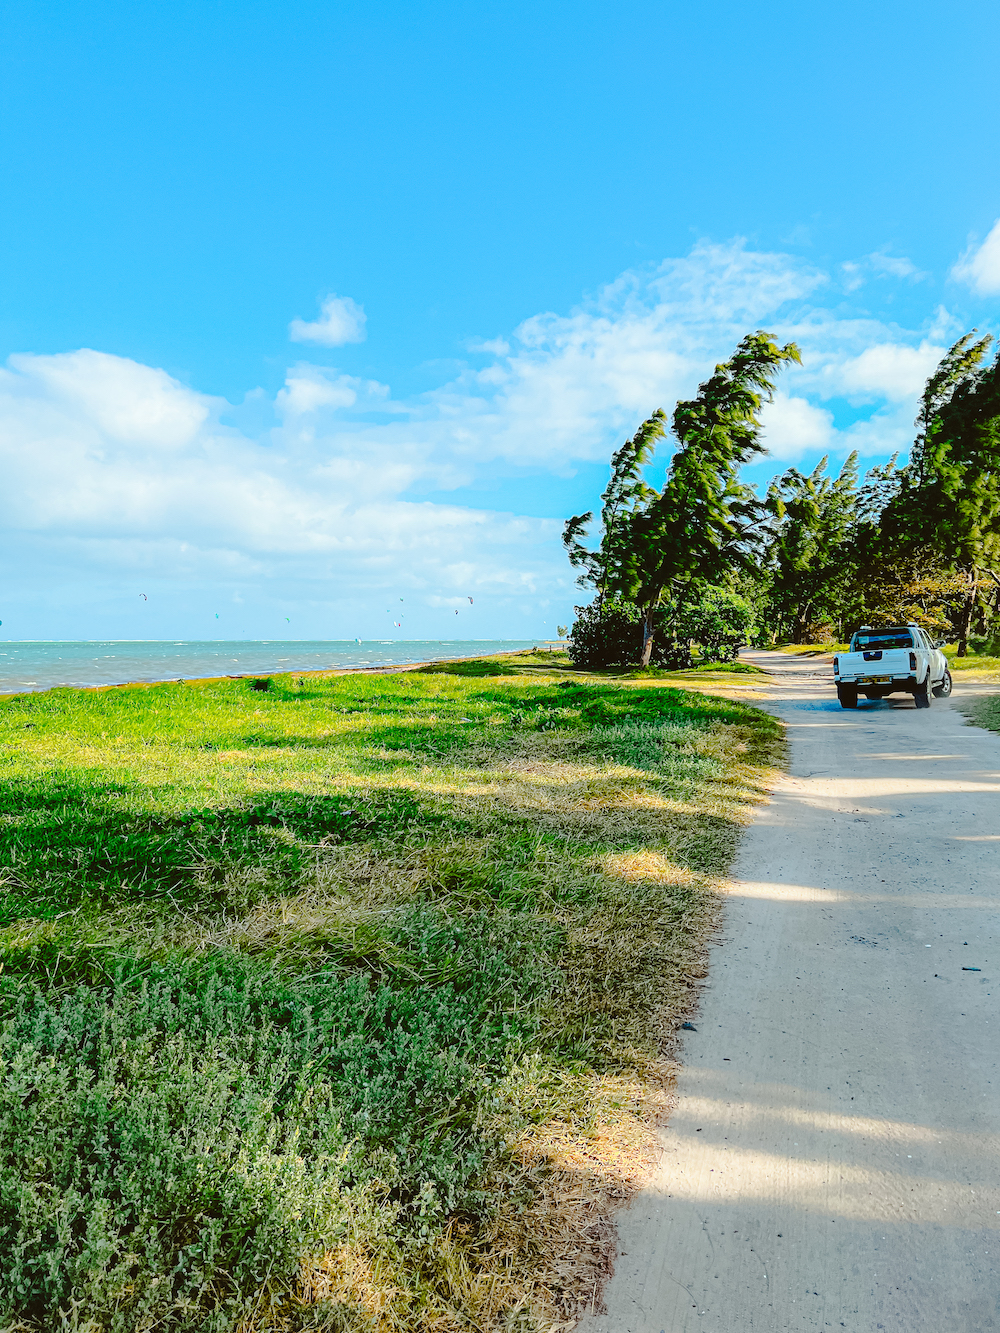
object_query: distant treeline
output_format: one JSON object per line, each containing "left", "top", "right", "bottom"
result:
{"left": 565, "top": 331, "right": 1000, "bottom": 663}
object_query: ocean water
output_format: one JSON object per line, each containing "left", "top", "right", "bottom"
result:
{"left": 0, "top": 640, "right": 544, "bottom": 695}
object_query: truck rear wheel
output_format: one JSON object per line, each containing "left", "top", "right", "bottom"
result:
{"left": 914, "top": 675, "right": 933, "bottom": 708}
{"left": 838, "top": 685, "right": 858, "bottom": 709}
{"left": 933, "top": 670, "right": 953, "bottom": 698}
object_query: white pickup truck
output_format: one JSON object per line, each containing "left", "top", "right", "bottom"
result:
{"left": 833, "top": 625, "right": 952, "bottom": 709}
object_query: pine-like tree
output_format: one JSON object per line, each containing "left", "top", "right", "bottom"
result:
{"left": 882, "top": 332, "right": 1000, "bottom": 653}
{"left": 564, "top": 333, "right": 800, "bottom": 664}
{"left": 765, "top": 453, "right": 859, "bottom": 642}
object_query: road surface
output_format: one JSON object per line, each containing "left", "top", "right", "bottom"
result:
{"left": 580, "top": 650, "right": 1000, "bottom": 1332}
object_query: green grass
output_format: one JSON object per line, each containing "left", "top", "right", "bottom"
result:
{"left": 942, "top": 645, "right": 1000, "bottom": 674}
{"left": 0, "top": 659, "right": 781, "bottom": 1331}
{"left": 773, "top": 641, "right": 847, "bottom": 655}
{"left": 955, "top": 692, "right": 1000, "bottom": 734}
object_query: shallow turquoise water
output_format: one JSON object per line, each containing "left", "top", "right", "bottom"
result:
{"left": 0, "top": 639, "right": 541, "bottom": 694}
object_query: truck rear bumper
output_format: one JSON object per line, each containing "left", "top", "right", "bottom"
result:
{"left": 836, "top": 675, "right": 918, "bottom": 688}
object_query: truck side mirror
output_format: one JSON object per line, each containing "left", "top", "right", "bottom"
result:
{"left": 934, "top": 639, "right": 945, "bottom": 648}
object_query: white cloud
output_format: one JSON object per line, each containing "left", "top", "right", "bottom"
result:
{"left": 951, "top": 219, "right": 1000, "bottom": 295}
{"left": 840, "top": 403, "right": 917, "bottom": 459}
{"left": 867, "top": 251, "right": 922, "bottom": 280}
{"left": 467, "top": 337, "right": 510, "bottom": 356}
{"left": 360, "top": 239, "right": 936, "bottom": 471}
{"left": 759, "top": 394, "right": 835, "bottom": 461}
{"left": 5, "top": 349, "right": 211, "bottom": 447}
{"left": 393, "top": 240, "right": 827, "bottom": 470}
{"left": 276, "top": 365, "right": 389, "bottom": 417}
{"left": 0, "top": 236, "right": 953, "bottom": 633}
{"left": 840, "top": 250, "right": 926, "bottom": 292}
{"left": 833, "top": 341, "right": 942, "bottom": 402}
{"left": 927, "top": 304, "right": 961, "bottom": 344}
{"left": 0, "top": 350, "right": 553, "bottom": 615}
{"left": 289, "top": 293, "right": 367, "bottom": 346}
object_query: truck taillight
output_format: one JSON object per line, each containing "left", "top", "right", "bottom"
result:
{"left": 909, "top": 652, "right": 917, "bottom": 671}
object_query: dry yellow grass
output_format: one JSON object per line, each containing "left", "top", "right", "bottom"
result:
{"left": 236, "top": 717, "right": 776, "bottom": 1328}
{"left": 263, "top": 1065, "right": 677, "bottom": 1333}
{"left": 213, "top": 713, "right": 778, "bottom": 1327}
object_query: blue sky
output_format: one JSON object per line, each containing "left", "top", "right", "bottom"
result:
{"left": 1, "top": 0, "right": 999, "bottom": 640}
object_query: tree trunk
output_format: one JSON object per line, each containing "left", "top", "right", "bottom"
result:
{"left": 956, "top": 572, "right": 978, "bottom": 657}
{"left": 640, "top": 606, "right": 656, "bottom": 666}
{"left": 792, "top": 602, "right": 812, "bottom": 644}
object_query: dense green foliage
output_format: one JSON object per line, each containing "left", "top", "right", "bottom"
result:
{"left": 764, "top": 453, "right": 859, "bottom": 641}
{"left": 0, "top": 662, "right": 779, "bottom": 1329}
{"left": 568, "top": 330, "right": 1000, "bottom": 657}
{"left": 568, "top": 589, "right": 753, "bottom": 669}
{"left": 564, "top": 333, "right": 799, "bottom": 663}
{"left": 567, "top": 600, "right": 687, "bottom": 669}
{"left": 678, "top": 587, "right": 755, "bottom": 663}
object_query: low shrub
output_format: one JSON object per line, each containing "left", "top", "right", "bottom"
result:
{"left": 0, "top": 910, "right": 551, "bottom": 1330}
{"left": 678, "top": 588, "right": 755, "bottom": 663}
{"left": 568, "top": 601, "right": 687, "bottom": 669}
{"left": 568, "top": 589, "right": 751, "bottom": 669}
{"left": 567, "top": 600, "right": 644, "bottom": 668}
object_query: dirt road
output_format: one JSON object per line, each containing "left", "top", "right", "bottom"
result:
{"left": 581, "top": 650, "right": 1000, "bottom": 1332}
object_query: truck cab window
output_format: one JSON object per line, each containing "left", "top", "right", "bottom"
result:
{"left": 852, "top": 631, "right": 914, "bottom": 651}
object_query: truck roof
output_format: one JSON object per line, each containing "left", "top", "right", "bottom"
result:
{"left": 857, "top": 624, "right": 917, "bottom": 632}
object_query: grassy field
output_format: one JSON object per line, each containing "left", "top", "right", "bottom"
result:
{"left": 773, "top": 642, "right": 845, "bottom": 656}
{"left": 952, "top": 688, "right": 1000, "bottom": 733}
{"left": 944, "top": 647, "right": 1000, "bottom": 676}
{"left": 0, "top": 652, "right": 782, "bottom": 1332}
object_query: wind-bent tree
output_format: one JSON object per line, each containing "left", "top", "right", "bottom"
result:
{"left": 572, "top": 333, "right": 801, "bottom": 664}
{"left": 629, "top": 334, "right": 800, "bottom": 662}
{"left": 881, "top": 332, "right": 1000, "bottom": 653}
{"left": 765, "top": 453, "right": 859, "bottom": 642}
{"left": 838, "top": 455, "right": 960, "bottom": 634}
{"left": 563, "top": 410, "right": 666, "bottom": 613}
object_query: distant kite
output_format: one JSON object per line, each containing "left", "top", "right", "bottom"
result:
{"left": 455, "top": 609, "right": 459, "bottom": 615}
{"left": 285, "top": 617, "right": 290, "bottom": 622}
{"left": 215, "top": 613, "right": 219, "bottom": 619}
{"left": 139, "top": 594, "right": 147, "bottom": 601}
{"left": 468, "top": 596, "right": 473, "bottom": 604}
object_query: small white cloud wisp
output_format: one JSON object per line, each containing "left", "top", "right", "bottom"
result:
{"left": 951, "top": 219, "right": 1000, "bottom": 296}
{"left": 289, "top": 293, "right": 367, "bottom": 346}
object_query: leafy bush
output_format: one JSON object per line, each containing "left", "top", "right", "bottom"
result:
{"left": 678, "top": 588, "right": 755, "bottom": 663}
{"left": 567, "top": 600, "right": 644, "bottom": 668}
{"left": 568, "top": 601, "right": 689, "bottom": 668}
{"left": 568, "top": 590, "right": 751, "bottom": 669}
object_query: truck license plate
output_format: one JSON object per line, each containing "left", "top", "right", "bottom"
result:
{"left": 868, "top": 676, "right": 891, "bottom": 684}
